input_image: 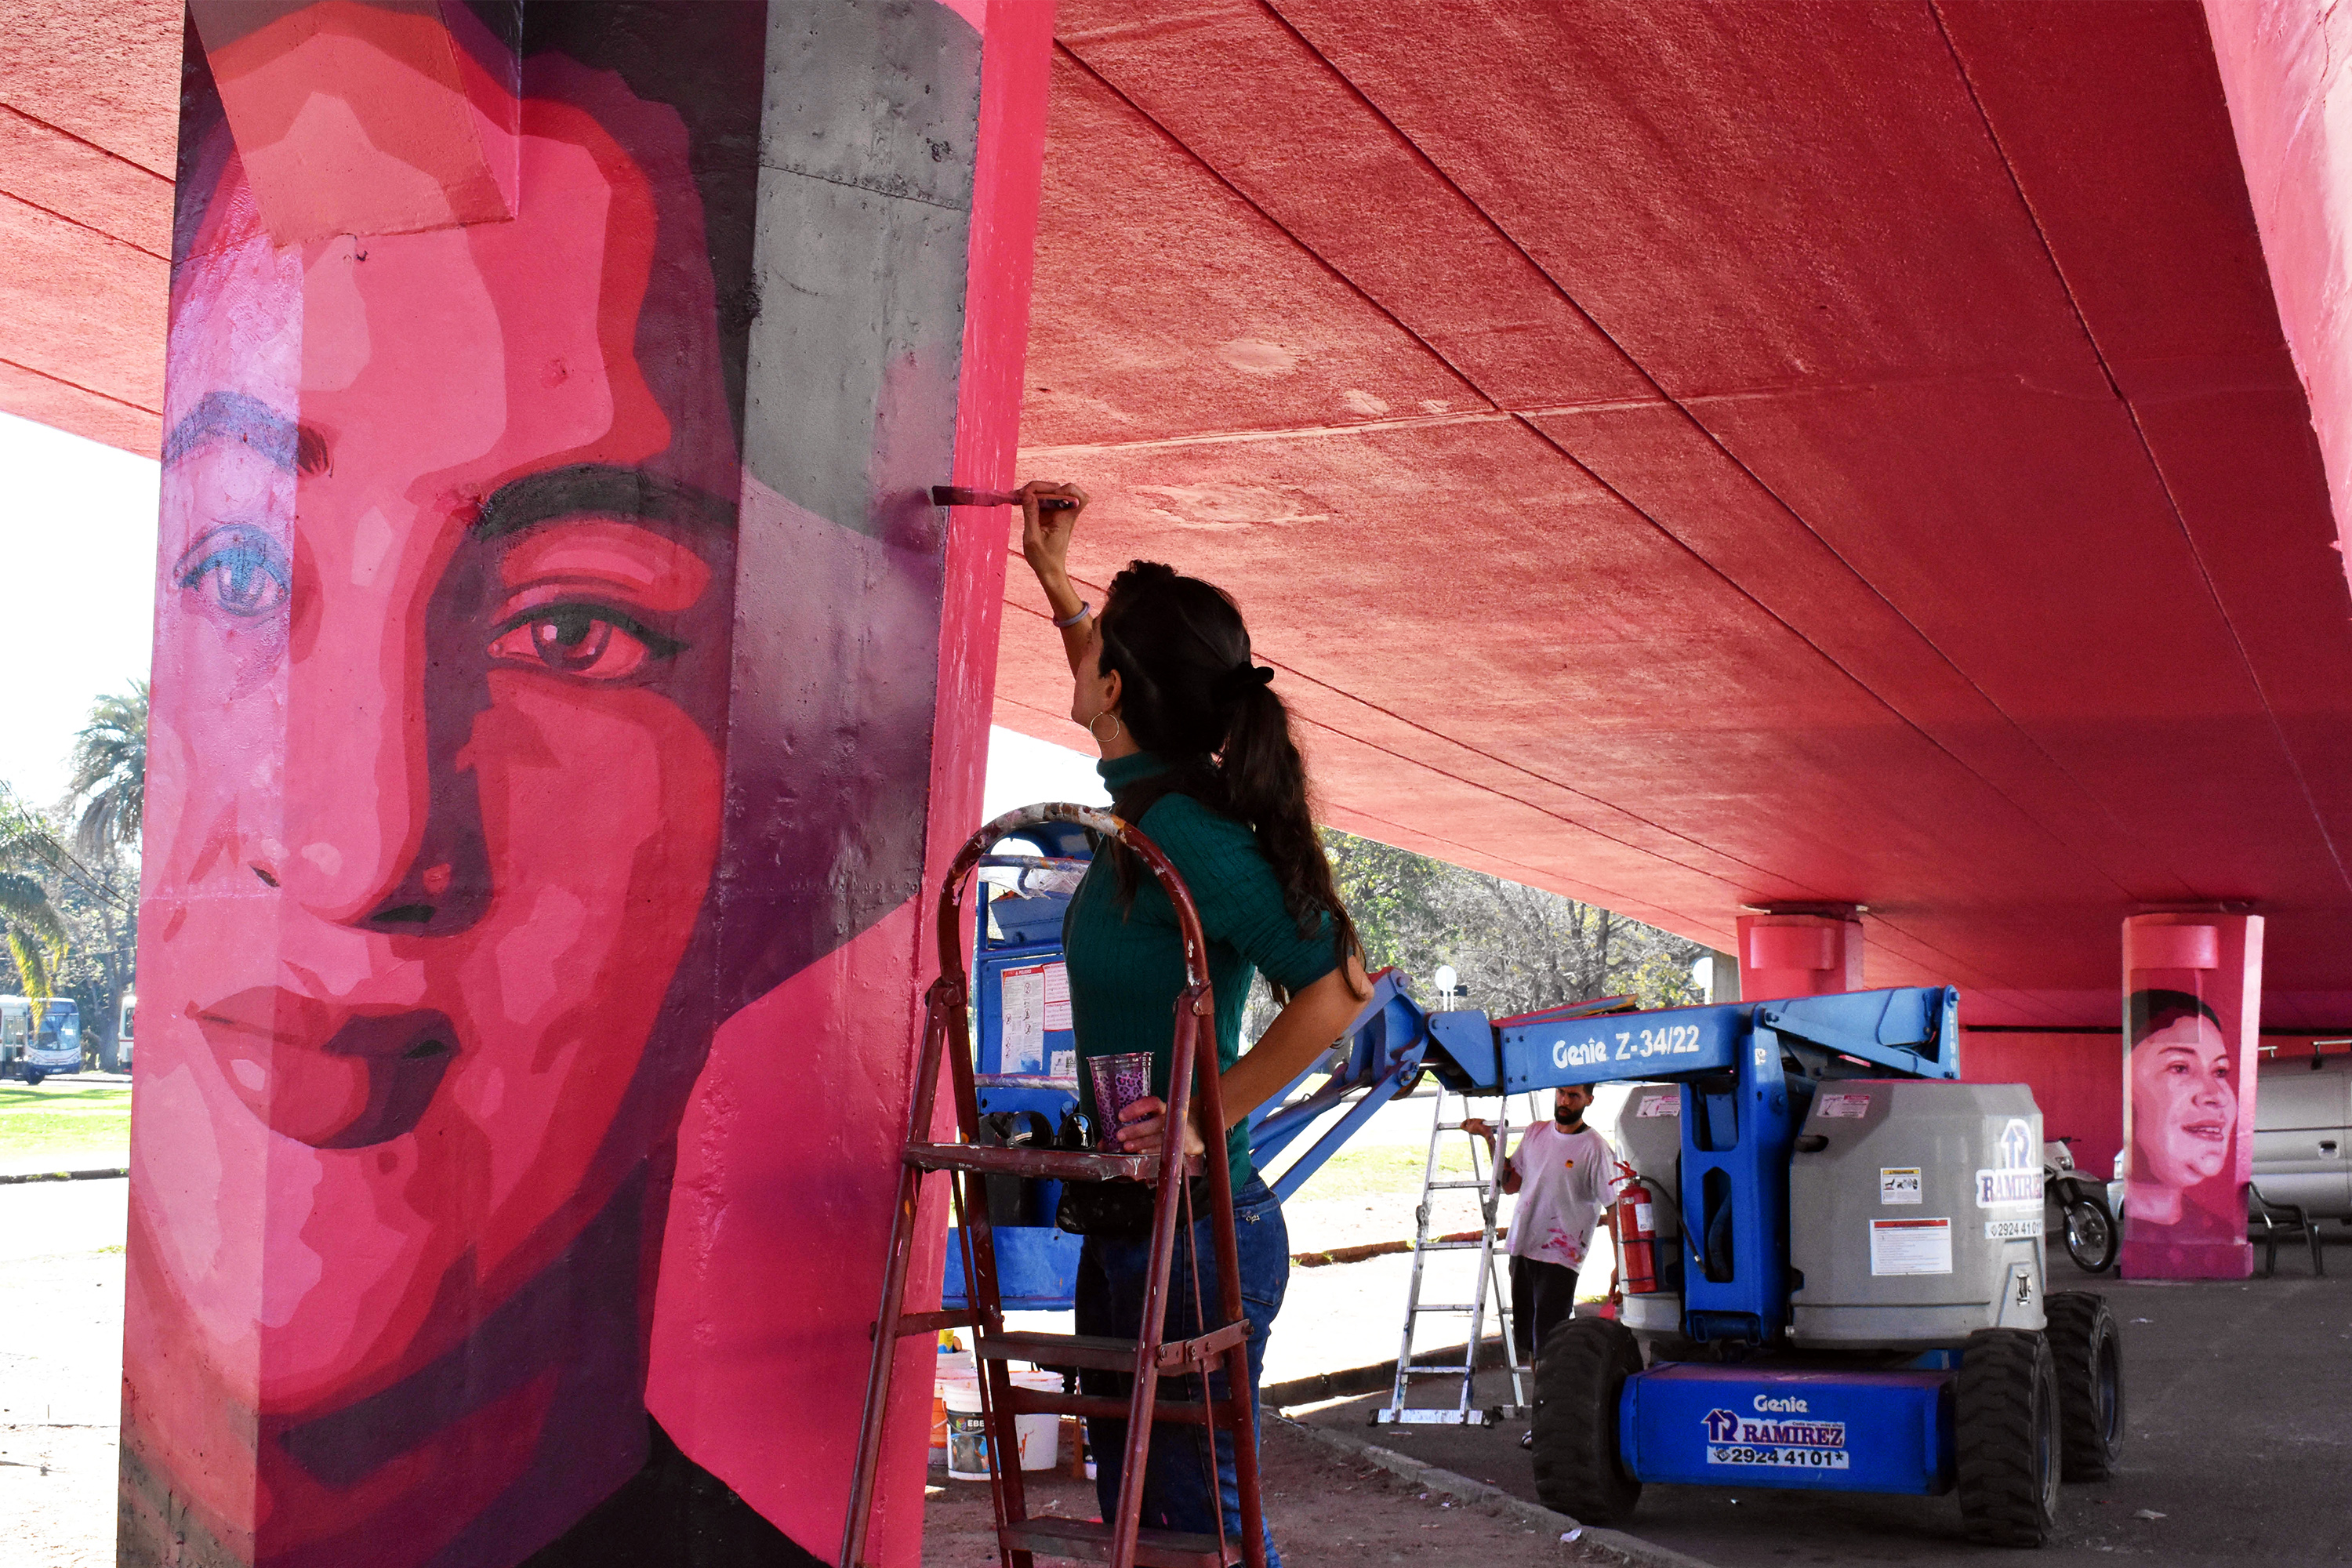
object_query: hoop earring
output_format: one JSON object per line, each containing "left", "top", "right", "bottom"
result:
{"left": 1087, "top": 710, "right": 1124, "bottom": 746}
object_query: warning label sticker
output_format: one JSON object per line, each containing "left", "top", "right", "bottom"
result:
{"left": 1879, "top": 1167, "right": 1923, "bottom": 1205}
{"left": 1816, "top": 1093, "right": 1871, "bottom": 1119}
{"left": 1635, "top": 1094, "right": 1682, "bottom": 1119}
{"left": 1870, "top": 1216, "right": 1954, "bottom": 1276}
{"left": 1702, "top": 1408, "right": 1850, "bottom": 1470}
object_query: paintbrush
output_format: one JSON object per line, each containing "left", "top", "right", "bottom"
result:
{"left": 931, "top": 486, "right": 1076, "bottom": 510}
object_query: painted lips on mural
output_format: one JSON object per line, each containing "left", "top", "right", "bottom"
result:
{"left": 122, "top": 4, "right": 978, "bottom": 1566}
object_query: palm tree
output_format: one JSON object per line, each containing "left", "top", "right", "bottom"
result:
{"left": 66, "top": 681, "right": 146, "bottom": 859}
{"left": 0, "top": 788, "right": 68, "bottom": 1008}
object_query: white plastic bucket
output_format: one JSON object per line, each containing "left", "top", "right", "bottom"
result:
{"left": 942, "top": 1381, "right": 993, "bottom": 1480}
{"left": 940, "top": 1374, "right": 1062, "bottom": 1477}
{"left": 932, "top": 1352, "right": 976, "bottom": 1461}
{"left": 1009, "top": 1370, "right": 1063, "bottom": 1471}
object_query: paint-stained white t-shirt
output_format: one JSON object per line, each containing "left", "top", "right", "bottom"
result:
{"left": 1508, "top": 1121, "right": 1616, "bottom": 1269}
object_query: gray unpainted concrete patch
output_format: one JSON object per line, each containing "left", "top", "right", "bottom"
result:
{"left": 1270, "top": 1415, "right": 1726, "bottom": 1568}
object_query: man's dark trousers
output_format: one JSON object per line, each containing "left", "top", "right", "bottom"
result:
{"left": 1510, "top": 1254, "right": 1580, "bottom": 1364}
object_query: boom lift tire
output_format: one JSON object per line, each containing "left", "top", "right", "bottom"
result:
{"left": 2042, "top": 1292, "right": 2122, "bottom": 1481}
{"left": 1530, "top": 1316, "right": 1643, "bottom": 1526}
{"left": 1955, "top": 1327, "right": 2061, "bottom": 1547}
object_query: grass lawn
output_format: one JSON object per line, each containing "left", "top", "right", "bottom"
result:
{"left": 0, "top": 1079, "right": 132, "bottom": 1170}
{"left": 1277, "top": 1138, "right": 1479, "bottom": 1202}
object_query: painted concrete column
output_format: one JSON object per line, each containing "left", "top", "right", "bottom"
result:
{"left": 1734, "top": 913, "right": 1863, "bottom": 1000}
{"left": 119, "top": 5, "right": 1052, "bottom": 1566}
{"left": 2118, "top": 913, "right": 2262, "bottom": 1281}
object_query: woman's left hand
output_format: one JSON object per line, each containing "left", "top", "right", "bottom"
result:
{"left": 1113, "top": 1095, "right": 1207, "bottom": 1176}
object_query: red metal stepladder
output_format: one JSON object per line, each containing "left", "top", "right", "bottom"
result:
{"left": 841, "top": 804, "right": 1268, "bottom": 1568}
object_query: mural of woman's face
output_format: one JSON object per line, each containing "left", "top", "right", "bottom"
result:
{"left": 136, "top": 64, "right": 736, "bottom": 1419}
{"left": 2129, "top": 1013, "right": 2236, "bottom": 1191}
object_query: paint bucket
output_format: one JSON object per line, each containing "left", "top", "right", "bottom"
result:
{"left": 935, "top": 1355, "right": 978, "bottom": 1466}
{"left": 942, "top": 1381, "right": 993, "bottom": 1480}
{"left": 941, "top": 1374, "right": 1064, "bottom": 1477}
{"left": 1008, "top": 1370, "right": 1062, "bottom": 1471}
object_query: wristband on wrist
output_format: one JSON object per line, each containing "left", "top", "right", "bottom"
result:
{"left": 1051, "top": 600, "right": 1091, "bottom": 629}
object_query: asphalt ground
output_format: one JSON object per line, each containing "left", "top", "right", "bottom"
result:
{"left": 1289, "top": 1241, "right": 2352, "bottom": 1567}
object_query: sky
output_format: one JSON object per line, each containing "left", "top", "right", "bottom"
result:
{"left": 2, "top": 411, "right": 160, "bottom": 810}
{"left": 0, "top": 407, "right": 1103, "bottom": 820}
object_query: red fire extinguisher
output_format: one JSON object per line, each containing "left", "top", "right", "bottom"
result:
{"left": 1612, "top": 1160, "right": 1663, "bottom": 1296}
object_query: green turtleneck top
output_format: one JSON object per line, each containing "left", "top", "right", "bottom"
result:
{"left": 1064, "top": 751, "right": 1342, "bottom": 1189}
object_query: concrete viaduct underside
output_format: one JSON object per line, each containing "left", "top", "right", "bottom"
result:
{"left": 11, "top": 0, "right": 2352, "bottom": 1029}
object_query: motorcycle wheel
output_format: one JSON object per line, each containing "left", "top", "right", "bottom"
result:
{"left": 2063, "top": 1195, "right": 2118, "bottom": 1273}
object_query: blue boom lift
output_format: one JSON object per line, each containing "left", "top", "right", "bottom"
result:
{"left": 951, "top": 823, "right": 2117, "bottom": 1545}
{"left": 1406, "top": 983, "right": 2118, "bottom": 1547}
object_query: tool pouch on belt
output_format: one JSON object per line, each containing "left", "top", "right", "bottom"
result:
{"left": 1054, "top": 1174, "right": 1218, "bottom": 1240}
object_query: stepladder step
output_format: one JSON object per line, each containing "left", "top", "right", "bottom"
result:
{"left": 1372, "top": 1406, "right": 1504, "bottom": 1427}
{"left": 978, "top": 1322, "right": 1250, "bottom": 1374}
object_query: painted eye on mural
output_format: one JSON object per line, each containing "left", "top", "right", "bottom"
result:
{"left": 174, "top": 524, "right": 289, "bottom": 619}
{"left": 487, "top": 603, "right": 683, "bottom": 681}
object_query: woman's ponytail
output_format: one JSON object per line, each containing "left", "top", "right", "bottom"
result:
{"left": 1095, "top": 561, "right": 1363, "bottom": 989}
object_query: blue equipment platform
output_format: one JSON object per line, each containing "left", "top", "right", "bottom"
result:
{"left": 1621, "top": 1363, "right": 1955, "bottom": 1495}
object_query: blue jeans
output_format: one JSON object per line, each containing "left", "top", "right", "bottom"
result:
{"left": 1074, "top": 1174, "right": 1287, "bottom": 1568}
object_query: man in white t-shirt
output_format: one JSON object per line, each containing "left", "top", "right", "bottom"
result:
{"left": 1464, "top": 1084, "right": 1619, "bottom": 1372}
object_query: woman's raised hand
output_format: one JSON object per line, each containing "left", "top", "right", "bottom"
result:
{"left": 1018, "top": 479, "right": 1087, "bottom": 586}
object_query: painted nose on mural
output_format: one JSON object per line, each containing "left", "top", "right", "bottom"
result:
{"left": 191, "top": 985, "right": 457, "bottom": 1147}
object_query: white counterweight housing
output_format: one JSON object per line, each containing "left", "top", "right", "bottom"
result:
{"left": 1614, "top": 1083, "right": 1685, "bottom": 1337}
{"left": 1788, "top": 1080, "right": 2047, "bottom": 1349}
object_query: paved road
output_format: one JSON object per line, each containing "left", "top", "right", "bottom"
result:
{"left": 0, "top": 1177, "right": 128, "bottom": 1264}
{"left": 1296, "top": 1244, "right": 2352, "bottom": 1566}
{"left": 0, "top": 1179, "right": 125, "bottom": 1568}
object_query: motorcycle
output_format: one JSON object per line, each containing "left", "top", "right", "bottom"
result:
{"left": 2045, "top": 1136, "right": 2118, "bottom": 1273}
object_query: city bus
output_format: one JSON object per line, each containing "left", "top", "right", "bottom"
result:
{"left": 1, "top": 996, "right": 82, "bottom": 1084}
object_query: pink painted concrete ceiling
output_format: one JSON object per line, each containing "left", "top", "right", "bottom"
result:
{"left": 999, "top": 0, "right": 2352, "bottom": 1028}
{"left": 5, "top": 1, "right": 2348, "bottom": 1026}
{"left": 0, "top": 0, "right": 177, "bottom": 452}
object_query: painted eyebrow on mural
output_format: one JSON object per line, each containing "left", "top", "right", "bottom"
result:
{"left": 162, "top": 390, "right": 328, "bottom": 474}
{"left": 472, "top": 464, "right": 739, "bottom": 539}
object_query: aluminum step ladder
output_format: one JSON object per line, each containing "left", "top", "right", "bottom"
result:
{"left": 842, "top": 804, "right": 1267, "bottom": 1568}
{"left": 1372, "top": 1087, "right": 1530, "bottom": 1426}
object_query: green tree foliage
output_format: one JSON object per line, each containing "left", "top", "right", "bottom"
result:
{"left": 67, "top": 680, "right": 147, "bottom": 859}
{"left": 0, "top": 683, "right": 148, "bottom": 1065}
{"left": 0, "top": 786, "right": 71, "bottom": 1010}
{"left": 0, "top": 789, "right": 136, "bottom": 1069}
{"left": 1323, "top": 829, "right": 1706, "bottom": 1018}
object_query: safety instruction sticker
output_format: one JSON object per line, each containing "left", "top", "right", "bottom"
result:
{"left": 1816, "top": 1093, "right": 1871, "bottom": 1119}
{"left": 1043, "top": 962, "right": 1071, "bottom": 1033}
{"left": 1974, "top": 1117, "right": 2041, "bottom": 1209}
{"left": 1635, "top": 1094, "right": 1682, "bottom": 1118}
{"left": 1870, "top": 1216, "right": 1954, "bottom": 1276}
{"left": 1984, "top": 1218, "right": 2039, "bottom": 1240}
{"left": 998, "top": 961, "right": 1071, "bottom": 1075}
{"left": 1879, "top": 1167, "right": 1923, "bottom": 1205}
{"left": 1702, "top": 1406, "right": 1850, "bottom": 1469}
